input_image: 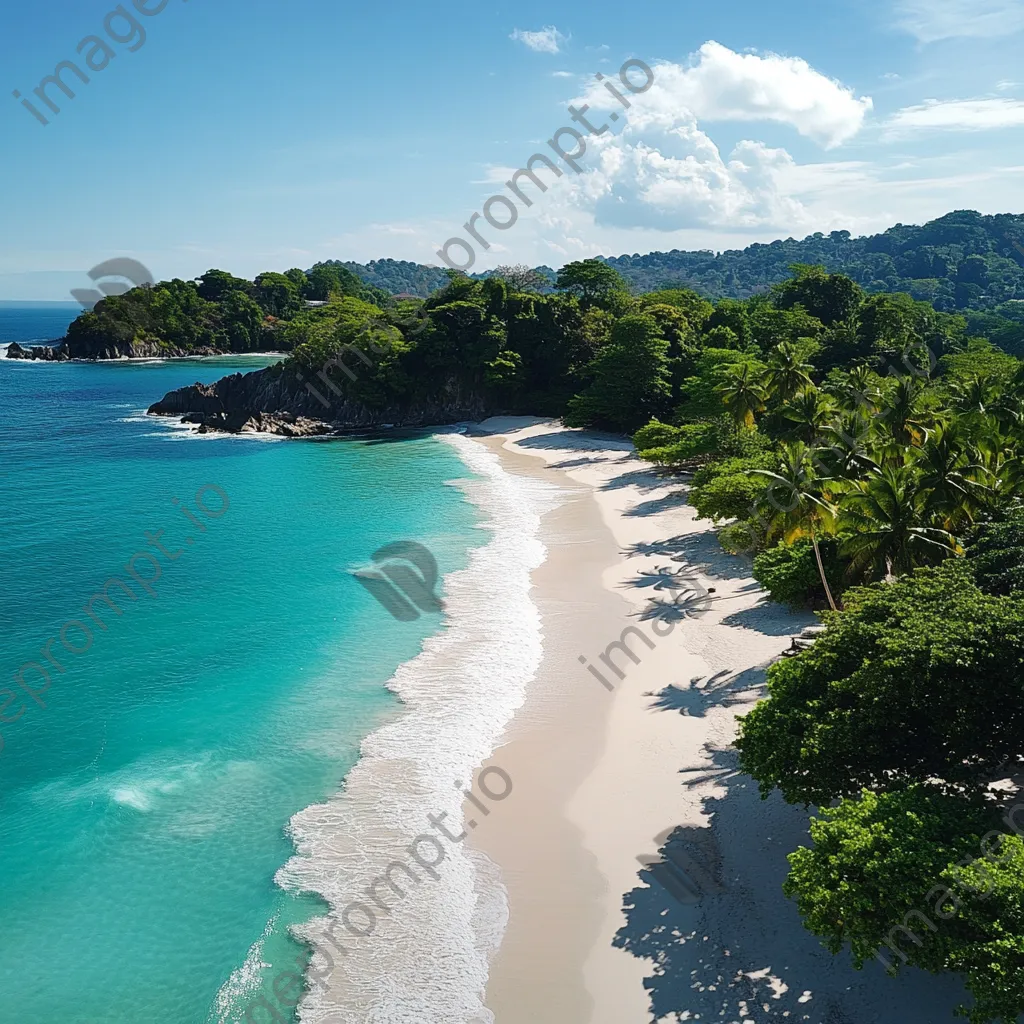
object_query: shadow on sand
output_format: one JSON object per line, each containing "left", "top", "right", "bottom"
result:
{"left": 614, "top": 740, "right": 978, "bottom": 1023}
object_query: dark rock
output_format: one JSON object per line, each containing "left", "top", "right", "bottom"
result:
{"left": 6, "top": 340, "right": 70, "bottom": 361}
{"left": 148, "top": 362, "right": 495, "bottom": 437}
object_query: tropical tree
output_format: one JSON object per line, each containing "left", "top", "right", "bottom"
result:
{"left": 555, "top": 259, "right": 629, "bottom": 309}
{"left": 876, "top": 375, "right": 932, "bottom": 454}
{"left": 838, "top": 463, "right": 958, "bottom": 580}
{"left": 764, "top": 341, "right": 814, "bottom": 402}
{"left": 918, "top": 424, "right": 978, "bottom": 530}
{"left": 750, "top": 441, "right": 839, "bottom": 610}
{"left": 564, "top": 314, "right": 671, "bottom": 432}
{"left": 736, "top": 559, "right": 1024, "bottom": 804}
{"left": 819, "top": 410, "right": 877, "bottom": 480}
{"left": 716, "top": 362, "right": 767, "bottom": 430}
{"left": 783, "top": 386, "right": 836, "bottom": 442}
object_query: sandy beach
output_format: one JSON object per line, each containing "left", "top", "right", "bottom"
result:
{"left": 467, "top": 417, "right": 973, "bottom": 1024}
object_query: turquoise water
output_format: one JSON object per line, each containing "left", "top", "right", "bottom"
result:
{"left": 0, "top": 340, "right": 483, "bottom": 1022}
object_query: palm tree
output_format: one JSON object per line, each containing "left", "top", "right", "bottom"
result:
{"left": 783, "top": 386, "right": 837, "bottom": 443}
{"left": 949, "top": 374, "right": 997, "bottom": 418}
{"left": 820, "top": 410, "right": 877, "bottom": 480}
{"left": 837, "top": 463, "right": 958, "bottom": 581}
{"left": 918, "top": 424, "right": 978, "bottom": 530}
{"left": 750, "top": 441, "right": 839, "bottom": 610}
{"left": 717, "top": 362, "right": 767, "bottom": 430}
{"left": 841, "top": 364, "right": 883, "bottom": 413}
{"left": 968, "top": 432, "right": 1024, "bottom": 518}
{"left": 875, "top": 376, "right": 932, "bottom": 463}
{"left": 765, "top": 342, "right": 814, "bottom": 402}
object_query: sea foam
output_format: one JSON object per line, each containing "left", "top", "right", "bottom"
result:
{"left": 277, "top": 431, "right": 561, "bottom": 1024}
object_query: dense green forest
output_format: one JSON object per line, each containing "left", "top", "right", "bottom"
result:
{"left": 604, "top": 209, "right": 1024, "bottom": 312}
{"left": 61, "top": 262, "right": 390, "bottom": 357}
{"left": 62, "top": 210, "right": 1024, "bottom": 363}
{"left": 335, "top": 212, "right": 1024, "bottom": 355}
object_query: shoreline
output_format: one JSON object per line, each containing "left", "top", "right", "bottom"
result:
{"left": 0, "top": 345, "right": 287, "bottom": 362}
{"left": 467, "top": 418, "right": 973, "bottom": 1024}
{"left": 281, "top": 430, "right": 562, "bottom": 1024}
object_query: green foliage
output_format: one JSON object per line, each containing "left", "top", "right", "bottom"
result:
{"left": 736, "top": 560, "right": 1024, "bottom": 806}
{"left": 752, "top": 539, "right": 842, "bottom": 607}
{"left": 784, "top": 786, "right": 999, "bottom": 968}
{"left": 634, "top": 420, "right": 719, "bottom": 465}
{"left": 783, "top": 785, "right": 1024, "bottom": 1024}
{"left": 965, "top": 506, "right": 1024, "bottom": 595}
{"left": 689, "top": 452, "right": 776, "bottom": 522}
{"left": 602, "top": 211, "right": 1024, "bottom": 314}
{"left": 564, "top": 314, "right": 671, "bottom": 432}
{"left": 775, "top": 264, "right": 864, "bottom": 326}
{"left": 941, "top": 340, "right": 1021, "bottom": 389}
{"left": 304, "top": 261, "right": 366, "bottom": 301}
{"left": 64, "top": 277, "right": 277, "bottom": 357}
{"left": 676, "top": 349, "right": 767, "bottom": 422}
{"left": 255, "top": 272, "right": 302, "bottom": 319}
{"left": 637, "top": 288, "right": 713, "bottom": 329}
{"left": 555, "top": 258, "right": 630, "bottom": 310}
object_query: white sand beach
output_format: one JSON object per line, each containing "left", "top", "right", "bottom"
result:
{"left": 467, "top": 417, "right": 973, "bottom": 1024}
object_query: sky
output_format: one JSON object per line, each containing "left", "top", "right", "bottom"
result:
{"left": 2, "top": 0, "right": 1024, "bottom": 298}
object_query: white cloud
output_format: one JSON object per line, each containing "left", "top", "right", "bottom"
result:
{"left": 527, "top": 41, "right": 872, "bottom": 236}
{"left": 895, "top": 0, "right": 1024, "bottom": 42}
{"left": 552, "top": 71, "right": 574, "bottom": 78}
{"left": 887, "top": 97, "right": 1024, "bottom": 131}
{"left": 581, "top": 42, "right": 871, "bottom": 149}
{"left": 509, "top": 26, "right": 566, "bottom": 54}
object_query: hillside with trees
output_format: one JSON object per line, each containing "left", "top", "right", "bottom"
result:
{"left": 337, "top": 210, "right": 1024, "bottom": 354}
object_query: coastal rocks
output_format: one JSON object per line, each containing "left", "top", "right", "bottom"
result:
{"left": 6, "top": 341, "right": 70, "bottom": 360}
{"left": 148, "top": 363, "right": 496, "bottom": 437}
{"left": 192, "top": 411, "right": 333, "bottom": 437}
{"left": 6, "top": 338, "right": 228, "bottom": 361}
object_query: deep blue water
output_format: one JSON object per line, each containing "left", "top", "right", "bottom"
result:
{"left": 0, "top": 301, "right": 80, "bottom": 343}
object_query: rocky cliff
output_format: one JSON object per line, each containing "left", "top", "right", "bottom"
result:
{"left": 148, "top": 363, "right": 495, "bottom": 437}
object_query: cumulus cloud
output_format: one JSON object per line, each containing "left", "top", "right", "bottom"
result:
{"left": 602, "top": 42, "right": 872, "bottom": 148}
{"left": 509, "top": 26, "right": 566, "bottom": 54}
{"left": 895, "top": 0, "right": 1024, "bottom": 42}
{"left": 887, "top": 97, "right": 1024, "bottom": 131}
{"left": 534, "top": 42, "right": 871, "bottom": 234}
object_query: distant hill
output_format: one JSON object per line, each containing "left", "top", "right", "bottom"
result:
{"left": 603, "top": 210, "right": 1024, "bottom": 312}
{"left": 343, "top": 210, "right": 1024, "bottom": 321}
{"left": 340, "top": 259, "right": 450, "bottom": 298}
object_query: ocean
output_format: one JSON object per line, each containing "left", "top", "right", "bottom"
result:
{"left": 0, "top": 306, "right": 551, "bottom": 1022}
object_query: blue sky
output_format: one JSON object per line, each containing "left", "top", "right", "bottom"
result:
{"left": 3, "top": 0, "right": 1024, "bottom": 298}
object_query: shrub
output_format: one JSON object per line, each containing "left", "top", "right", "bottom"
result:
{"left": 965, "top": 505, "right": 1024, "bottom": 596}
{"left": 753, "top": 539, "right": 843, "bottom": 607}
{"left": 736, "top": 560, "right": 1024, "bottom": 806}
{"left": 689, "top": 453, "right": 776, "bottom": 523}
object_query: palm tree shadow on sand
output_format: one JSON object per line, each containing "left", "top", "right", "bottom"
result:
{"left": 645, "top": 667, "right": 766, "bottom": 718}
{"left": 613, "top": 744, "right": 978, "bottom": 1024}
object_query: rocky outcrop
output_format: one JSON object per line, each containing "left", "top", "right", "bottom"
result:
{"left": 7, "top": 341, "right": 70, "bottom": 360}
{"left": 148, "top": 363, "right": 495, "bottom": 436}
{"left": 6, "top": 338, "right": 229, "bottom": 361}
